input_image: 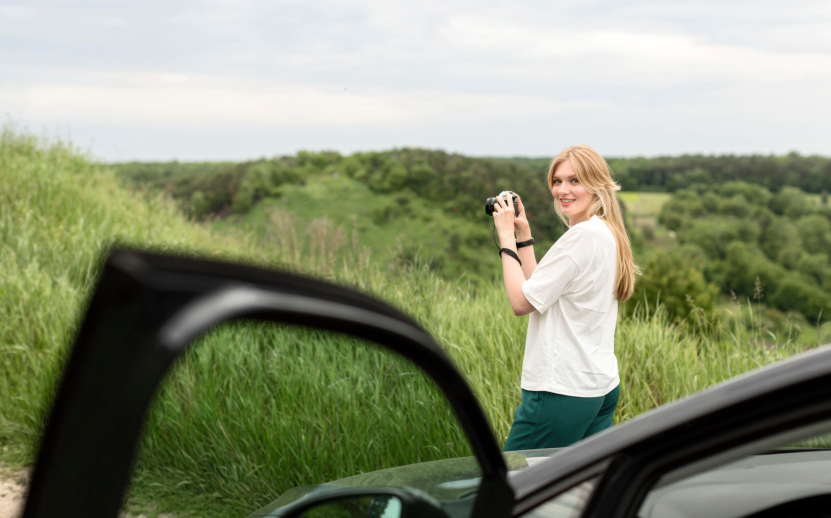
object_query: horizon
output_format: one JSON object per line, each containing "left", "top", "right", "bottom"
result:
{"left": 99, "top": 147, "right": 831, "bottom": 165}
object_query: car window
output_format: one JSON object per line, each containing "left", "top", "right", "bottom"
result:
{"left": 639, "top": 428, "right": 831, "bottom": 518}
{"left": 124, "top": 322, "right": 489, "bottom": 518}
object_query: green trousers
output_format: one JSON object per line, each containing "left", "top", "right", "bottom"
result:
{"left": 503, "top": 385, "right": 620, "bottom": 451}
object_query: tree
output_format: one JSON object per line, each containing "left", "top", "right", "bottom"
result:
{"left": 679, "top": 218, "right": 760, "bottom": 260}
{"left": 770, "top": 277, "right": 831, "bottom": 323}
{"left": 796, "top": 215, "right": 831, "bottom": 255}
{"left": 629, "top": 249, "right": 718, "bottom": 322}
{"left": 760, "top": 218, "right": 802, "bottom": 262}
{"left": 770, "top": 186, "right": 810, "bottom": 218}
{"left": 232, "top": 179, "right": 255, "bottom": 213}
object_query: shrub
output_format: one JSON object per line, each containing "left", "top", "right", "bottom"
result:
{"left": 718, "top": 194, "right": 751, "bottom": 218}
{"left": 718, "top": 181, "right": 772, "bottom": 207}
{"left": 770, "top": 277, "right": 831, "bottom": 323}
{"left": 761, "top": 218, "right": 803, "bottom": 262}
{"left": 629, "top": 249, "right": 718, "bottom": 323}
{"left": 797, "top": 253, "right": 831, "bottom": 288}
{"left": 770, "top": 186, "right": 810, "bottom": 218}
{"left": 796, "top": 215, "right": 831, "bottom": 255}
{"left": 189, "top": 190, "right": 210, "bottom": 219}
{"left": 232, "top": 179, "right": 256, "bottom": 213}
{"left": 721, "top": 241, "right": 787, "bottom": 299}
{"left": 679, "top": 218, "right": 760, "bottom": 260}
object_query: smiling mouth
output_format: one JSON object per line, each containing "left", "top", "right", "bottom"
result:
{"left": 560, "top": 198, "right": 575, "bottom": 206}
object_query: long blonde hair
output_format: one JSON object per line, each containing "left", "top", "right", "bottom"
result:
{"left": 548, "top": 144, "right": 639, "bottom": 301}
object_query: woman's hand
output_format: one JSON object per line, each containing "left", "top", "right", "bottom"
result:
{"left": 513, "top": 193, "right": 531, "bottom": 240}
{"left": 492, "top": 194, "right": 518, "bottom": 248}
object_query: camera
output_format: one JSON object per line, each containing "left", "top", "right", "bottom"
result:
{"left": 485, "top": 191, "right": 519, "bottom": 216}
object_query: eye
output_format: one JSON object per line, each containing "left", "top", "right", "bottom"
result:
{"left": 571, "top": 179, "right": 579, "bottom": 184}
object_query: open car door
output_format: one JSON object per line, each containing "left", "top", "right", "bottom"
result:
{"left": 21, "top": 249, "right": 514, "bottom": 518}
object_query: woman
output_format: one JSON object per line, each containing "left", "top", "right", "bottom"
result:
{"left": 492, "top": 144, "right": 637, "bottom": 451}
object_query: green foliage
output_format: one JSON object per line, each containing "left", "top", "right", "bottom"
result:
{"left": 2, "top": 129, "right": 828, "bottom": 518}
{"left": 796, "top": 215, "right": 831, "bottom": 256}
{"left": 761, "top": 219, "right": 802, "bottom": 263}
{"left": 797, "top": 253, "right": 831, "bottom": 290}
{"left": 663, "top": 181, "right": 831, "bottom": 322}
{"left": 297, "top": 150, "right": 342, "bottom": 171}
{"left": 770, "top": 278, "right": 831, "bottom": 323}
{"left": 0, "top": 127, "right": 224, "bottom": 467}
{"left": 608, "top": 153, "right": 831, "bottom": 194}
{"left": 679, "top": 218, "right": 760, "bottom": 260}
{"left": 628, "top": 249, "right": 718, "bottom": 323}
{"left": 771, "top": 186, "right": 811, "bottom": 218}
{"left": 114, "top": 156, "right": 305, "bottom": 220}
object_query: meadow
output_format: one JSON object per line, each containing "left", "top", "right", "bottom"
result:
{"left": 0, "top": 129, "right": 824, "bottom": 517}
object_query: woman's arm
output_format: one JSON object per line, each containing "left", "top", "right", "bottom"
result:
{"left": 493, "top": 195, "right": 536, "bottom": 316}
{"left": 513, "top": 194, "right": 537, "bottom": 280}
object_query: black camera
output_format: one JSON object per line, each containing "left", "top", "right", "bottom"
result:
{"left": 485, "top": 191, "right": 519, "bottom": 216}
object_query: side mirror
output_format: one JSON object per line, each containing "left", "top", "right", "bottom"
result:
{"left": 258, "top": 487, "right": 450, "bottom": 518}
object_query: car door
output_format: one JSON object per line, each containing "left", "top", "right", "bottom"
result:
{"left": 21, "top": 248, "right": 514, "bottom": 518}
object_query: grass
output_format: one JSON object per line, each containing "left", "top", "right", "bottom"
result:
{"left": 618, "top": 192, "right": 673, "bottom": 219}
{"left": 0, "top": 128, "right": 822, "bottom": 517}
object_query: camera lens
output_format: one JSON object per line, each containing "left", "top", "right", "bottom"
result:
{"left": 485, "top": 197, "right": 496, "bottom": 215}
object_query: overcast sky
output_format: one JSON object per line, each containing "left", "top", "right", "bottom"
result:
{"left": 2, "top": 0, "right": 830, "bottom": 161}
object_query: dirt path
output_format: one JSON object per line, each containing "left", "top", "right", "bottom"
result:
{"left": 0, "top": 472, "right": 24, "bottom": 518}
{"left": 0, "top": 470, "right": 171, "bottom": 518}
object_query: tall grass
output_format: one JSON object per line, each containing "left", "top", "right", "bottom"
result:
{"left": 0, "top": 127, "right": 246, "bottom": 462}
{"left": 0, "top": 128, "right": 819, "bottom": 516}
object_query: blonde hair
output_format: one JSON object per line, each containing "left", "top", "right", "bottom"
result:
{"left": 548, "top": 144, "right": 639, "bottom": 301}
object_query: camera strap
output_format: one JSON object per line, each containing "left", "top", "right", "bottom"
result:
{"left": 492, "top": 224, "right": 523, "bottom": 266}
{"left": 499, "top": 248, "right": 522, "bottom": 266}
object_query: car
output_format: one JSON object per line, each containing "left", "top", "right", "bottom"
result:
{"left": 20, "top": 248, "right": 831, "bottom": 518}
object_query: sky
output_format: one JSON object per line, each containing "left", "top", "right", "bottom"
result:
{"left": 2, "top": 0, "right": 830, "bottom": 161}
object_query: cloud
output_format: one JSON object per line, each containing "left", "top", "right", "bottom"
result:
{"left": 0, "top": 6, "right": 36, "bottom": 19}
{"left": 0, "top": 73, "right": 612, "bottom": 128}
{"left": 439, "top": 17, "right": 831, "bottom": 85}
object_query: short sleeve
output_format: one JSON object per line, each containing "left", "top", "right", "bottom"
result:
{"left": 521, "top": 247, "right": 580, "bottom": 314}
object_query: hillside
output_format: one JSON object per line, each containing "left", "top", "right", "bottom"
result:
{"left": 2, "top": 130, "right": 825, "bottom": 517}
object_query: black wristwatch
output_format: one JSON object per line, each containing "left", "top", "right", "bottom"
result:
{"left": 516, "top": 237, "right": 535, "bottom": 249}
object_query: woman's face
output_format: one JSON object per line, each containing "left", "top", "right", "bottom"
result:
{"left": 551, "top": 159, "right": 594, "bottom": 222}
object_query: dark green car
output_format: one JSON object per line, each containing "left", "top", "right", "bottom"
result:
{"left": 22, "top": 250, "right": 831, "bottom": 518}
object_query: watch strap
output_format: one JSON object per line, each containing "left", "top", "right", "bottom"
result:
{"left": 516, "top": 237, "right": 535, "bottom": 248}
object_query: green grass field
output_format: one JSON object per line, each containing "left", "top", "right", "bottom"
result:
{"left": 0, "top": 129, "right": 821, "bottom": 517}
{"left": 618, "top": 191, "right": 673, "bottom": 218}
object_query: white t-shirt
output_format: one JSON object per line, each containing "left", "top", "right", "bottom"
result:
{"left": 520, "top": 215, "right": 620, "bottom": 397}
